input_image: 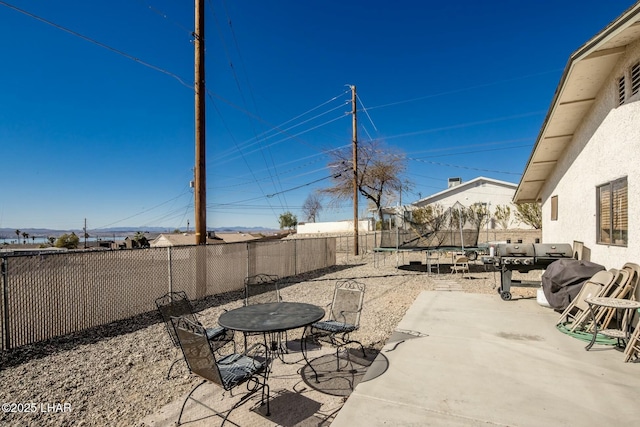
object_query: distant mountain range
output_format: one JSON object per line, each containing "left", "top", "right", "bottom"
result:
{"left": 0, "top": 226, "right": 279, "bottom": 239}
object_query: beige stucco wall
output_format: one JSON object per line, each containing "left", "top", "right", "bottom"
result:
{"left": 540, "top": 39, "right": 640, "bottom": 271}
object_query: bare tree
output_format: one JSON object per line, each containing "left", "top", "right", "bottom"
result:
{"left": 449, "top": 206, "right": 469, "bottom": 230}
{"left": 467, "top": 203, "right": 489, "bottom": 233}
{"left": 494, "top": 204, "right": 511, "bottom": 229}
{"left": 302, "top": 192, "right": 323, "bottom": 222}
{"left": 320, "top": 139, "right": 408, "bottom": 219}
{"left": 515, "top": 202, "right": 542, "bottom": 229}
{"left": 411, "top": 203, "right": 447, "bottom": 246}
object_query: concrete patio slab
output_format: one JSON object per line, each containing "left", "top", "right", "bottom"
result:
{"left": 332, "top": 291, "right": 639, "bottom": 427}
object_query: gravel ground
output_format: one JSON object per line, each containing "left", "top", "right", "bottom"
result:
{"left": 0, "top": 251, "right": 541, "bottom": 426}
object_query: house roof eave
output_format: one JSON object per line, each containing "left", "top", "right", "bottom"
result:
{"left": 514, "top": 3, "right": 640, "bottom": 203}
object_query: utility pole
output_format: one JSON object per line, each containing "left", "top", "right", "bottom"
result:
{"left": 194, "top": 0, "right": 206, "bottom": 299}
{"left": 351, "top": 85, "right": 359, "bottom": 256}
{"left": 83, "top": 218, "right": 87, "bottom": 249}
{"left": 194, "top": 0, "right": 206, "bottom": 245}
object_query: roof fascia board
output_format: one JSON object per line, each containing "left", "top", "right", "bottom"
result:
{"left": 515, "top": 3, "right": 640, "bottom": 202}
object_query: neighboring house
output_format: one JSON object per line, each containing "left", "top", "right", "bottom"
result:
{"left": 514, "top": 2, "right": 640, "bottom": 279}
{"left": 123, "top": 233, "right": 160, "bottom": 249}
{"left": 149, "top": 231, "right": 264, "bottom": 247}
{"left": 213, "top": 232, "right": 266, "bottom": 244}
{"left": 388, "top": 176, "right": 535, "bottom": 230}
{"left": 150, "top": 232, "right": 223, "bottom": 247}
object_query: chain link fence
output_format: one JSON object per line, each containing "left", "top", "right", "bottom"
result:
{"left": 0, "top": 237, "right": 335, "bottom": 351}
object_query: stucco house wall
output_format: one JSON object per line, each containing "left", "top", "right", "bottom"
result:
{"left": 540, "top": 39, "right": 640, "bottom": 269}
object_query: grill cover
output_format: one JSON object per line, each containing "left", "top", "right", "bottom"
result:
{"left": 541, "top": 259, "right": 605, "bottom": 310}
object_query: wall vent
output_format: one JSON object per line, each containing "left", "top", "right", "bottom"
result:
{"left": 618, "top": 76, "right": 626, "bottom": 105}
{"left": 631, "top": 62, "right": 640, "bottom": 96}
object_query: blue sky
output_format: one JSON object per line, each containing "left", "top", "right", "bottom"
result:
{"left": 0, "top": 0, "right": 634, "bottom": 232}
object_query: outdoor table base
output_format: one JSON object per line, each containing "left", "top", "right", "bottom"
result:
{"left": 584, "top": 297, "right": 640, "bottom": 352}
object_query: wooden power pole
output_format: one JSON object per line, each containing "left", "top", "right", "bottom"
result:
{"left": 351, "top": 85, "right": 359, "bottom": 256}
{"left": 194, "top": 0, "right": 207, "bottom": 298}
{"left": 194, "top": 0, "right": 206, "bottom": 245}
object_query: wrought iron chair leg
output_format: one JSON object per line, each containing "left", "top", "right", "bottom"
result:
{"left": 166, "top": 356, "right": 182, "bottom": 380}
{"left": 335, "top": 338, "right": 366, "bottom": 371}
{"left": 262, "top": 381, "right": 271, "bottom": 417}
{"left": 177, "top": 379, "right": 207, "bottom": 426}
{"left": 221, "top": 378, "right": 270, "bottom": 426}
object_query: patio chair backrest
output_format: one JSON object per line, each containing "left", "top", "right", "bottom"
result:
{"left": 563, "top": 269, "right": 616, "bottom": 332}
{"left": 329, "top": 280, "right": 366, "bottom": 328}
{"left": 453, "top": 256, "right": 469, "bottom": 268}
{"left": 622, "top": 262, "right": 640, "bottom": 299}
{"left": 155, "top": 291, "right": 198, "bottom": 347}
{"left": 602, "top": 269, "right": 630, "bottom": 299}
{"left": 171, "top": 316, "right": 224, "bottom": 388}
{"left": 244, "top": 274, "right": 282, "bottom": 306}
{"left": 572, "top": 270, "right": 615, "bottom": 310}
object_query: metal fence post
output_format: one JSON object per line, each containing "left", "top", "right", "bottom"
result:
{"left": 167, "top": 247, "right": 173, "bottom": 293}
{"left": 244, "top": 243, "right": 251, "bottom": 277}
{"left": 1, "top": 256, "right": 10, "bottom": 351}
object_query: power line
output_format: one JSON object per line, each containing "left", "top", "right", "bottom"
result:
{"left": 356, "top": 92, "right": 378, "bottom": 133}
{"left": 365, "top": 69, "right": 563, "bottom": 111}
{"left": 406, "top": 137, "right": 533, "bottom": 157}
{"left": 0, "top": 1, "right": 193, "bottom": 89}
{"left": 93, "top": 190, "right": 192, "bottom": 229}
{"left": 214, "top": 99, "right": 349, "bottom": 163}
{"left": 210, "top": 0, "right": 290, "bottom": 211}
{"left": 208, "top": 94, "right": 281, "bottom": 219}
{"left": 406, "top": 157, "right": 522, "bottom": 176}
{"left": 210, "top": 171, "right": 346, "bottom": 208}
{"left": 138, "top": 0, "right": 192, "bottom": 35}
{"left": 243, "top": 89, "right": 350, "bottom": 146}
{"left": 381, "top": 111, "right": 546, "bottom": 141}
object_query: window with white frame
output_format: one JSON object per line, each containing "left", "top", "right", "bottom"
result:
{"left": 597, "top": 177, "right": 627, "bottom": 246}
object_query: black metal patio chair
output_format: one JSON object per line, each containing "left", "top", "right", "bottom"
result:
{"left": 171, "top": 316, "right": 270, "bottom": 426}
{"left": 242, "top": 274, "right": 285, "bottom": 352}
{"left": 155, "top": 291, "right": 235, "bottom": 379}
{"left": 309, "top": 279, "right": 366, "bottom": 374}
{"left": 244, "top": 274, "right": 283, "bottom": 306}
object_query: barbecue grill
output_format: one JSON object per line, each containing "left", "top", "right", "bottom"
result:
{"left": 493, "top": 243, "right": 574, "bottom": 300}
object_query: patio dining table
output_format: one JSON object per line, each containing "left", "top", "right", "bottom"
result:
{"left": 218, "top": 302, "right": 325, "bottom": 363}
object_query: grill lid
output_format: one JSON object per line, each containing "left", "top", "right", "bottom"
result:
{"left": 496, "top": 244, "right": 535, "bottom": 258}
{"left": 533, "top": 243, "right": 573, "bottom": 259}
